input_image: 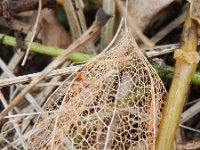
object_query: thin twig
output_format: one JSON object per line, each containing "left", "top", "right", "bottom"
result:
{"left": 0, "top": 58, "right": 41, "bottom": 111}
{"left": 180, "top": 98, "right": 200, "bottom": 124}
{"left": 63, "top": 0, "right": 95, "bottom": 54}
{"left": 4, "top": 111, "right": 57, "bottom": 118}
{"left": 115, "top": 0, "right": 154, "bottom": 47}
{"left": 0, "top": 92, "right": 26, "bottom": 149}
{"left": 2, "top": 30, "right": 200, "bottom": 61}
{"left": 74, "top": 0, "right": 96, "bottom": 54}
{"left": 21, "top": 0, "right": 42, "bottom": 66}
{"left": 0, "top": 136, "right": 19, "bottom": 150}
{"left": 0, "top": 8, "right": 111, "bottom": 122}
{"left": 179, "top": 124, "right": 200, "bottom": 133}
{"left": 0, "top": 19, "right": 41, "bottom": 79}
{"left": 0, "top": 65, "right": 79, "bottom": 87}
{"left": 1, "top": 130, "right": 32, "bottom": 149}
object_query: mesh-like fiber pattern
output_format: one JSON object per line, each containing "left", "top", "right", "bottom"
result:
{"left": 28, "top": 34, "right": 167, "bottom": 150}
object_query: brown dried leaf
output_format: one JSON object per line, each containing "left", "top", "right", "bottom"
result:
{"left": 128, "top": 0, "right": 174, "bottom": 31}
{"left": 40, "top": 9, "right": 71, "bottom": 48}
{"left": 190, "top": 0, "right": 200, "bottom": 25}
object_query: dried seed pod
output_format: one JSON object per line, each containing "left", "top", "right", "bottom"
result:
{"left": 28, "top": 33, "right": 166, "bottom": 150}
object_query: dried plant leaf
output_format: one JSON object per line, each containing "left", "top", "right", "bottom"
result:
{"left": 190, "top": 0, "right": 200, "bottom": 25}
{"left": 128, "top": 0, "right": 174, "bottom": 31}
{"left": 28, "top": 33, "right": 166, "bottom": 149}
{"left": 40, "top": 9, "right": 71, "bottom": 48}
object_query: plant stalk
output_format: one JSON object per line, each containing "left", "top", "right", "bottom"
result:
{"left": 0, "top": 33, "right": 92, "bottom": 62}
{"left": 155, "top": 13, "right": 200, "bottom": 150}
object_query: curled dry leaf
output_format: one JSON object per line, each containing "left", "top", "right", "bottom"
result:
{"left": 40, "top": 8, "right": 71, "bottom": 48}
{"left": 128, "top": 0, "right": 174, "bottom": 31}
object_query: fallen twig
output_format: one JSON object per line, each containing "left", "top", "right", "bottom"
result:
{"left": 0, "top": 58, "right": 41, "bottom": 112}
{"left": 181, "top": 98, "right": 200, "bottom": 124}
{"left": 21, "top": 0, "right": 42, "bottom": 66}
{"left": 0, "top": 65, "right": 80, "bottom": 87}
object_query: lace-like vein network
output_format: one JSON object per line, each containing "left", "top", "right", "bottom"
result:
{"left": 28, "top": 33, "right": 167, "bottom": 150}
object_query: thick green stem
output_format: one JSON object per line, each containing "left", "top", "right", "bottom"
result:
{"left": 155, "top": 13, "right": 199, "bottom": 150}
{"left": 0, "top": 33, "right": 92, "bottom": 62}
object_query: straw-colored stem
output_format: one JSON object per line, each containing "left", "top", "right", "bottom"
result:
{"left": 155, "top": 13, "right": 199, "bottom": 150}
{"left": 63, "top": 0, "right": 95, "bottom": 54}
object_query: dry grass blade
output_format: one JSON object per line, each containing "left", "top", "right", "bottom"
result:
{"left": 181, "top": 99, "right": 200, "bottom": 124}
{"left": 28, "top": 33, "right": 166, "bottom": 149}
{"left": 0, "top": 92, "right": 26, "bottom": 149}
{"left": 0, "top": 58, "right": 41, "bottom": 112}
{"left": 21, "top": 0, "right": 42, "bottom": 66}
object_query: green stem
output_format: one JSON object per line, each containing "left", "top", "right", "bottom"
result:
{"left": 0, "top": 33, "right": 92, "bottom": 62}
{"left": 153, "top": 63, "right": 200, "bottom": 85}
{"left": 1, "top": 33, "right": 200, "bottom": 86}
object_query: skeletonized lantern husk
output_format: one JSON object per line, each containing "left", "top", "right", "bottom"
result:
{"left": 28, "top": 32, "right": 167, "bottom": 150}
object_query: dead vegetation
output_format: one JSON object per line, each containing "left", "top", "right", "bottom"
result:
{"left": 0, "top": 0, "right": 200, "bottom": 149}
